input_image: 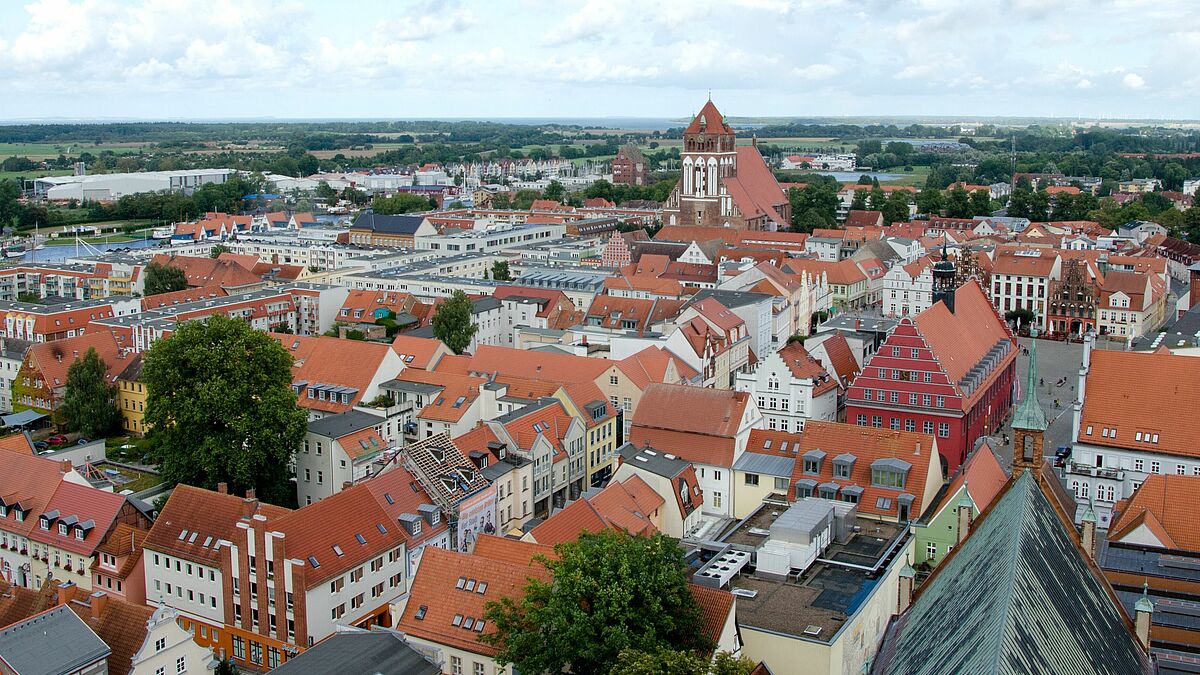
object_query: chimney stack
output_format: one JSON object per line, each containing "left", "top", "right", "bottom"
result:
{"left": 342, "top": 481, "right": 353, "bottom": 491}
{"left": 245, "top": 488, "right": 256, "bottom": 500}
{"left": 89, "top": 591, "right": 108, "bottom": 619}
{"left": 217, "top": 482, "right": 228, "bottom": 494}
{"left": 1135, "top": 582, "right": 1154, "bottom": 650}
{"left": 56, "top": 582, "right": 75, "bottom": 606}
{"left": 60, "top": 460, "right": 72, "bottom": 475}
{"left": 956, "top": 485, "right": 976, "bottom": 545}
{"left": 897, "top": 558, "right": 915, "bottom": 614}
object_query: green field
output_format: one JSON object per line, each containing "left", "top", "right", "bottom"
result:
{"left": 0, "top": 142, "right": 150, "bottom": 161}
{"left": 0, "top": 169, "right": 71, "bottom": 181}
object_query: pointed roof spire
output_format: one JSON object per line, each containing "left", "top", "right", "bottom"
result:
{"left": 1012, "top": 335, "right": 1048, "bottom": 432}
{"left": 1134, "top": 581, "right": 1154, "bottom": 613}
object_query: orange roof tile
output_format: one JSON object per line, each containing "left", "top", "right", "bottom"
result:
{"left": 935, "top": 441, "right": 1009, "bottom": 517}
{"left": 912, "top": 282, "right": 1013, "bottom": 385}
{"left": 28, "top": 481, "right": 128, "bottom": 557}
{"left": 0, "top": 433, "right": 34, "bottom": 455}
{"left": 653, "top": 226, "right": 742, "bottom": 246}
{"left": 461, "top": 345, "right": 609, "bottom": 384}
{"left": 275, "top": 334, "right": 396, "bottom": 413}
{"left": 26, "top": 330, "right": 128, "bottom": 391}
{"left": 141, "top": 286, "right": 227, "bottom": 310}
{"left": 774, "top": 342, "right": 838, "bottom": 396}
{"left": 397, "top": 543, "right": 550, "bottom": 656}
{"left": 397, "top": 369, "right": 487, "bottom": 423}
{"left": 144, "top": 485, "right": 290, "bottom": 565}
{"left": 0, "top": 454, "right": 72, "bottom": 538}
{"left": 390, "top": 335, "right": 449, "bottom": 370}
{"left": 1079, "top": 350, "right": 1200, "bottom": 459}
{"left": 1109, "top": 474, "right": 1200, "bottom": 551}
{"left": 790, "top": 421, "right": 939, "bottom": 519}
{"left": 690, "top": 583, "right": 736, "bottom": 651}
{"left": 630, "top": 385, "right": 750, "bottom": 467}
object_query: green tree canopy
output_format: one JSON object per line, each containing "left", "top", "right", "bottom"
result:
{"left": 491, "top": 260, "right": 512, "bottom": 281}
{"left": 372, "top": 192, "right": 433, "bottom": 215}
{"left": 543, "top": 180, "right": 566, "bottom": 202}
{"left": 142, "top": 314, "right": 307, "bottom": 505}
{"left": 480, "top": 530, "right": 711, "bottom": 675}
{"left": 143, "top": 261, "right": 188, "bottom": 296}
{"left": 209, "top": 244, "right": 232, "bottom": 258}
{"left": 58, "top": 347, "right": 121, "bottom": 438}
{"left": 431, "top": 290, "right": 478, "bottom": 355}
{"left": 610, "top": 649, "right": 756, "bottom": 675}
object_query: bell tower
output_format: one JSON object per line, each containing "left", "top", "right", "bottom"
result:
{"left": 678, "top": 98, "right": 737, "bottom": 225}
{"left": 932, "top": 239, "right": 958, "bottom": 313}
{"left": 1011, "top": 330, "right": 1048, "bottom": 472}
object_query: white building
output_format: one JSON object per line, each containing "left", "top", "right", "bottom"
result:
{"left": 129, "top": 605, "right": 216, "bottom": 675}
{"left": 988, "top": 250, "right": 1061, "bottom": 330}
{"left": 882, "top": 259, "right": 933, "bottom": 318}
{"left": 1061, "top": 340, "right": 1200, "bottom": 528}
{"left": 735, "top": 341, "right": 839, "bottom": 433}
{"left": 35, "top": 169, "right": 234, "bottom": 201}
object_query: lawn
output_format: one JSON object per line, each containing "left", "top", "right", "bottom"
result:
{"left": 0, "top": 169, "right": 71, "bottom": 181}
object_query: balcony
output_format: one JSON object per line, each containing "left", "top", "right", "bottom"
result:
{"left": 1067, "top": 461, "right": 1124, "bottom": 481}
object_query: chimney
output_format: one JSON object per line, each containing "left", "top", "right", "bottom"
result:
{"left": 1080, "top": 506, "right": 1097, "bottom": 559}
{"left": 956, "top": 485, "right": 976, "bottom": 545}
{"left": 245, "top": 488, "right": 256, "bottom": 500}
{"left": 56, "top": 581, "right": 75, "bottom": 606}
{"left": 342, "top": 480, "right": 353, "bottom": 491}
{"left": 855, "top": 318, "right": 861, "bottom": 330}
{"left": 1190, "top": 263, "right": 1200, "bottom": 311}
{"left": 89, "top": 591, "right": 108, "bottom": 619}
{"left": 1135, "top": 582, "right": 1154, "bottom": 650}
{"left": 897, "top": 558, "right": 915, "bottom": 614}
{"left": 217, "top": 482, "right": 228, "bottom": 494}
{"left": 60, "top": 460, "right": 72, "bottom": 475}
{"left": 242, "top": 491, "right": 259, "bottom": 518}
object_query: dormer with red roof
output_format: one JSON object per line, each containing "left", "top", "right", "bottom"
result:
{"left": 667, "top": 297, "right": 751, "bottom": 388}
{"left": 486, "top": 398, "right": 586, "bottom": 519}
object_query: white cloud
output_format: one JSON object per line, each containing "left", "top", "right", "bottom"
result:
{"left": 1076, "top": 79, "right": 1093, "bottom": 89}
{"left": 1123, "top": 72, "right": 1145, "bottom": 89}
{"left": 794, "top": 63, "right": 838, "bottom": 80}
{"left": 542, "top": 0, "right": 614, "bottom": 46}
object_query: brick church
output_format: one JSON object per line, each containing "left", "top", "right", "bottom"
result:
{"left": 661, "top": 99, "right": 791, "bottom": 231}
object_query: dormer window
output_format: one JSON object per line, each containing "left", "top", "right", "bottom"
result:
{"left": 40, "top": 517, "right": 49, "bottom": 530}
{"left": 58, "top": 523, "right": 67, "bottom": 536}
{"left": 75, "top": 528, "right": 84, "bottom": 541}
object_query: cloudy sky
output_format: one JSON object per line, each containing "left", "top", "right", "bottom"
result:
{"left": 0, "top": 0, "right": 1196, "bottom": 122}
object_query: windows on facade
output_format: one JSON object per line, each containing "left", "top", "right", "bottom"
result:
{"left": 744, "top": 473, "right": 759, "bottom": 486}
{"left": 889, "top": 392, "right": 899, "bottom": 404}
{"left": 938, "top": 423, "right": 950, "bottom": 438}
{"left": 856, "top": 414, "right": 867, "bottom": 426}
{"left": 774, "top": 477, "right": 788, "bottom": 491}
{"left": 926, "top": 542, "right": 936, "bottom": 559}
{"left": 872, "top": 416, "right": 883, "bottom": 428}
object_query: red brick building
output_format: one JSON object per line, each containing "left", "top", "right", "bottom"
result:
{"left": 845, "top": 264, "right": 1017, "bottom": 475}
{"left": 661, "top": 100, "right": 790, "bottom": 231}
{"left": 612, "top": 145, "right": 647, "bottom": 186}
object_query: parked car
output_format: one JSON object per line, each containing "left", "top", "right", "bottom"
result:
{"left": 33, "top": 441, "right": 49, "bottom": 450}
{"left": 76, "top": 438, "right": 89, "bottom": 446}
{"left": 47, "top": 435, "right": 68, "bottom": 445}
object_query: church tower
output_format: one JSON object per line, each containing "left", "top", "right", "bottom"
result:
{"left": 932, "top": 239, "right": 958, "bottom": 313}
{"left": 678, "top": 99, "right": 737, "bottom": 226}
{"left": 1012, "top": 332, "right": 1048, "bottom": 471}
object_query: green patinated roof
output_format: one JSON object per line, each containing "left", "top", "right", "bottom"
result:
{"left": 1011, "top": 338, "right": 1047, "bottom": 432}
{"left": 873, "top": 471, "right": 1149, "bottom": 675}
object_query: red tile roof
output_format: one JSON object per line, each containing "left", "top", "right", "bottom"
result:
{"left": 460, "top": 345, "right": 609, "bottom": 384}
{"left": 654, "top": 226, "right": 742, "bottom": 246}
{"left": 273, "top": 484, "right": 408, "bottom": 587}
{"left": 141, "top": 286, "right": 227, "bottom": 310}
{"left": 143, "top": 485, "right": 290, "bottom": 566}
{"left": 585, "top": 296, "right": 685, "bottom": 335}
{"left": 845, "top": 210, "right": 884, "bottom": 228}
{"left": 0, "top": 433, "right": 34, "bottom": 455}
{"left": 27, "top": 481, "right": 128, "bottom": 557}
{"left": 614, "top": 347, "right": 698, "bottom": 389}
{"left": 397, "top": 369, "right": 487, "bottom": 423}
{"left": 1078, "top": 349, "right": 1200, "bottom": 459}
{"left": 1109, "top": 474, "right": 1200, "bottom": 551}
{"left": 630, "top": 385, "right": 750, "bottom": 467}
{"left": 934, "top": 441, "right": 1009, "bottom": 517}
{"left": 690, "top": 583, "right": 735, "bottom": 651}
{"left": 26, "top": 330, "right": 128, "bottom": 391}
{"left": 774, "top": 342, "right": 838, "bottom": 396}
{"left": 398, "top": 542, "right": 550, "bottom": 656}
{"left": 790, "top": 421, "right": 940, "bottom": 519}
{"left": 275, "top": 334, "right": 396, "bottom": 413}
{"left": 61, "top": 585, "right": 154, "bottom": 675}
{"left": 813, "top": 333, "right": 860, "bottom": 387}
{"left": 723, "top": 146, "right": 788, "bottom": 225}
{"left": 685, "top": 100, "right": 734, "bottom": 135}
{"left": 912, "top": 282, "right": 1012, "bottom": 385}
{"left": 390, "top": 335, "right": 449, "bottom": 370}
{"left": 0, "top": 454, "right": 72, "bottom": 538}
{"left": 529, "top": 476, "right": 663, "bottom": 546}
{"left": 150, "top": 254, "right": 262, "bottom": 290}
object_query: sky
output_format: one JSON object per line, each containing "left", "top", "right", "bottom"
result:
{"left": 0, "top": 0, "right": 1197, "bottom": 122}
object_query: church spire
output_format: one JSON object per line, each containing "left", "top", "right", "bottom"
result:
{"left": 1012, "top": 333, "right": 1047, "bottom": 433}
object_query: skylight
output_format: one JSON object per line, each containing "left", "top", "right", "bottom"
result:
{"left": 355, "top": 534, "right": 366, "bottom": 545}
{"left": 384, "top": 493, "right": 394, "bottom": 505}
{"left": 332, "top": 545, "right": 344, "bottom": 556}
{"left": 308, "top": 556, "right": 320, "bottom": 568}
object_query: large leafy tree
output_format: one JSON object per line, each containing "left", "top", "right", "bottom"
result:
{"left": 143, "top": 261, "right": 187, "bottom": 296}
{"left": 142, "top": 314, "right": 306, "bottom": 505}
{"left": 58, "top": 347, "right": 121, "bottom": 438}
{"left": 431, "top": 290, "right": 478, "bottom": 355}
{"left": 610, "top": 649, "right": 756, "bottom": 675}
{"left": 371, "top": 192, "right": 433, "bottom": 214}
{"left": 490, "top": 260, "right": 512, "bottom": 281}
{"left": 480, "top": 531, "right": 710, "bottom": 675}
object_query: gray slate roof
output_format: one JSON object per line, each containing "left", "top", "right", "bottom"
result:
{"left": 0, "top": 606, "right": 111, "bottom": 675}
{"left": 307, "top": 409, "right": 381, "bottom": 438}
{"left": 351, "top": 211, "right": 426, "bottom": 235}
{"left": 871, "top": 471, "right": 1150, "bottom": 675}
{"left": 732, "top": 451, "right": 795, "bottom": 477}
{"left": 269, "top": 630, "right": 439, "bottom": 675}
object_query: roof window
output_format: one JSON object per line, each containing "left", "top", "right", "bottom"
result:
{"left": 332, "top": 545, "right": 344, "bottom": 556}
